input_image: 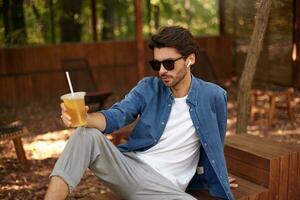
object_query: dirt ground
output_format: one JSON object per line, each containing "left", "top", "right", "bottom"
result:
{"left": 1, "top": 83, "right": 300, "bottom": 199}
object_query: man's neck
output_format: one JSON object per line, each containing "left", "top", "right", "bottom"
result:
{"left": 171, "top": 74, "right": 192, "bottom": 98}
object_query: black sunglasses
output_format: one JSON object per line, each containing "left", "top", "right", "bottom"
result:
{"left": 149, "top": 56, "right": 185, "bottom": 71}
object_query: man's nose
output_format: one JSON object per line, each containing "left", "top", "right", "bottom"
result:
{"left": 159, "top": 64, "right": 167, "bottom": 74}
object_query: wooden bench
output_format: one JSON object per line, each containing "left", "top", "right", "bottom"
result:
{"left": 225, "top": 134, "right": 300, "bottom": 200}
{"left": 0, "top": 121, "right": 29, "bottom": 169}
{"left": 189, "top": 174, "right": 268, "bottom": 200}
{"left": 79, "top": 134, "right": 300, "bottom": 200}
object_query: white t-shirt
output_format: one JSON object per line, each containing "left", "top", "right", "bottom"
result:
{"left": 136, "top": 95, "right": 200, "bottom": 191}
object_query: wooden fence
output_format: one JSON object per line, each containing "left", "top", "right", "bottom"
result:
{"left": 0, "top": 36, "right": 232, "bottom": 106}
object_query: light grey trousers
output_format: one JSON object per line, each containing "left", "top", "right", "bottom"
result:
{"left": 50, "top": 127, "right": 197, "bottom": 200}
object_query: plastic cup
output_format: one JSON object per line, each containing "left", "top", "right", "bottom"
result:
{"left": 60, "top": 92, "right": 87, "bottom": 127}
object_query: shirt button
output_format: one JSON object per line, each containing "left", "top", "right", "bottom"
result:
{"left": 220, "top": 175, "right": 223, "bottom": 179}
{"left": 196, "top": 126, "right": 199, "bottom": 129}
{"left": 204, "top": 143, "right": 207, "bottom": 146}
{"left": 161, "top": 121, "right": 165, "bottom": 125}
{"left": 190, "top": 108, "right": 193, "bottom": 111}
{"left": 212, "top": 160, "right": 215, "bottom": 164}
{"left": 154, "top": 139, "right": 157, "bottom": 142}
{"left": 168, "top": 104, "right": 171, "bottom": 107}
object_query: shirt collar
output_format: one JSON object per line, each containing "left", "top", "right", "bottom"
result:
{"left": 187, "top": 75, "right": 202, "bottom": 106}
{"left": 165, "top": 75, "right": 202, "bottom": 105}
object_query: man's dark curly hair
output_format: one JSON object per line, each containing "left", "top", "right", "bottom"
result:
{"left": 148, "top": 26, "right": 199, "bottom": 61}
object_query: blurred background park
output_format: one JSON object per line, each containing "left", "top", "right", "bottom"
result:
{"left": 0, "top": 0, "right": 300, "bottom": 199}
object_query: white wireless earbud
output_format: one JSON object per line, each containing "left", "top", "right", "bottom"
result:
{"left": 187, "top": 60, "right": 192, "bottom": 68}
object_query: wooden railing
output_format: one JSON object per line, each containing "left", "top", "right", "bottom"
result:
{"left": 0, "top": 36, "right": 232, "bottom": 106}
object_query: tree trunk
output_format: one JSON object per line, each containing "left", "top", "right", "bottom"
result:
{"left": 146, "top": 0, "right": 152, "bottom": 36}
{"left": 184, "top": 0, "right": 192, "bottom": 29}
{"left": 135, "top": 0, "right": 145, "bottom": 80}
{"left": 153, "top": 5, "right": 159, "bottom": 32}
{"left": 236, "top": 0, "right": 272, "bottom": 134}
{"left": 91, "top": 0, "right": 97, "bottom": 41}
{"left": 218, "top": 0, "right": 225, "bottom": 35}
{"left": 102, "top": 0, "right": 115, "bottom": 40}
{"left": 3, "top": 0, "right": 11, "bottom": 42}
{"left": 3, "top": 0, "right": 27, "bottom": 45}
{"left": 293, "top": 0, "right": 300, "bottom": 89}
{"left": 60, "top": 0, "right": 82, "bottom": 42}
{"left": 48, "top": 0, "right": 56, "bottom": 43}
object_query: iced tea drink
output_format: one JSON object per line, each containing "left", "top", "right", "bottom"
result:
{"left": 60, "top": 92, "right": 87, "bottom": 127}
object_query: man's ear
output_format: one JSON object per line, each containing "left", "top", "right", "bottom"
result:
{"left": 187, "top": 60, "right": 192, "bottom": 68}
{"left": 186, "top": 54, "right": 195, "bottom": 68}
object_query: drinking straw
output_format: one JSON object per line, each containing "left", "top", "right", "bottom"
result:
{"left": 65, "top": 71, "right": 74, "bottom": 96}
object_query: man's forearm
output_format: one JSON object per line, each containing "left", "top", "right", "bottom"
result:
{"left": 86, "top": 112, "right": 106, "bottom": 132}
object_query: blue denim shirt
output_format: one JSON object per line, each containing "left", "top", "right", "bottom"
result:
{"left": 101, "top": 76, "right": 234, "bottom": 200}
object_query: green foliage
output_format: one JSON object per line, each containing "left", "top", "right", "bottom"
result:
{"left": 224, "top": 0, "right": 292, "bottom": 43}
{"left": 0, "top": 0, "right": 219, "bottom": 46}
{"left": 24, "top": 0, "right": 47, "bottom": 44}
{"left": 80, "top": 0, "right": 93, "bottom": 42}
{"left": 0, "top": 0, "right": 27, "bottom": 46}
{"left": 151, "top": 0, "right": 219, "bottom": 36}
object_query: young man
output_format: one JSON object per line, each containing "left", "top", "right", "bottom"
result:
{"left": 45, "top": 26, "right": 234, "bottom": 200}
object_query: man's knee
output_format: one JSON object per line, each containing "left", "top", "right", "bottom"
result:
{"left": 73, "top": 127, "right": 102, "bottom": 137}
{"left": 71, "top": 127, "right": 106, "bottom": 144}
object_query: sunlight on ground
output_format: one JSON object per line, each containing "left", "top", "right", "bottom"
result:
{"left": 227, "top": 101, "right": 235, "bottom": 110}
{"left": 23, "top": 129, "right": 73, "bottom": 160}
{"left": 2, "top": 184, "right": 32, "bottom": 191}
{"left": 226, "top": 131, "right": 232, "bottom": 136}
{"left": 227, "top": 118, "right": 236, "bottom": 126}
{"left": 22, "top": 129, "right": 115, "bottom": 160}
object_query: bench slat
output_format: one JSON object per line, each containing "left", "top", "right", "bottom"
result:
{"left": 225, "top": 155, "right": 270, "bottom": 187}
{"left": 225, "top": 134, "right": 300, "bottom": 200}
{"left": 188, "top": 174, "right": 268, "bottom": 200}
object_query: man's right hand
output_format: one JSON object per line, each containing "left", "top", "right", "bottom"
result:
{"left": 60, "top": 103, "right": 106, "bottom": 131}
{"left": 60, "top": 103, "right": 89, "bottom": 127}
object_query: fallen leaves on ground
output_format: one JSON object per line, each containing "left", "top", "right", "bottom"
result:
{"left": 1, "top": 83, "right": 300, "bottom": 199}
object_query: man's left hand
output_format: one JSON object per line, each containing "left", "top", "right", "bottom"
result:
{"left": 228, "top": 176, "right": 238, "bottom": 188}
